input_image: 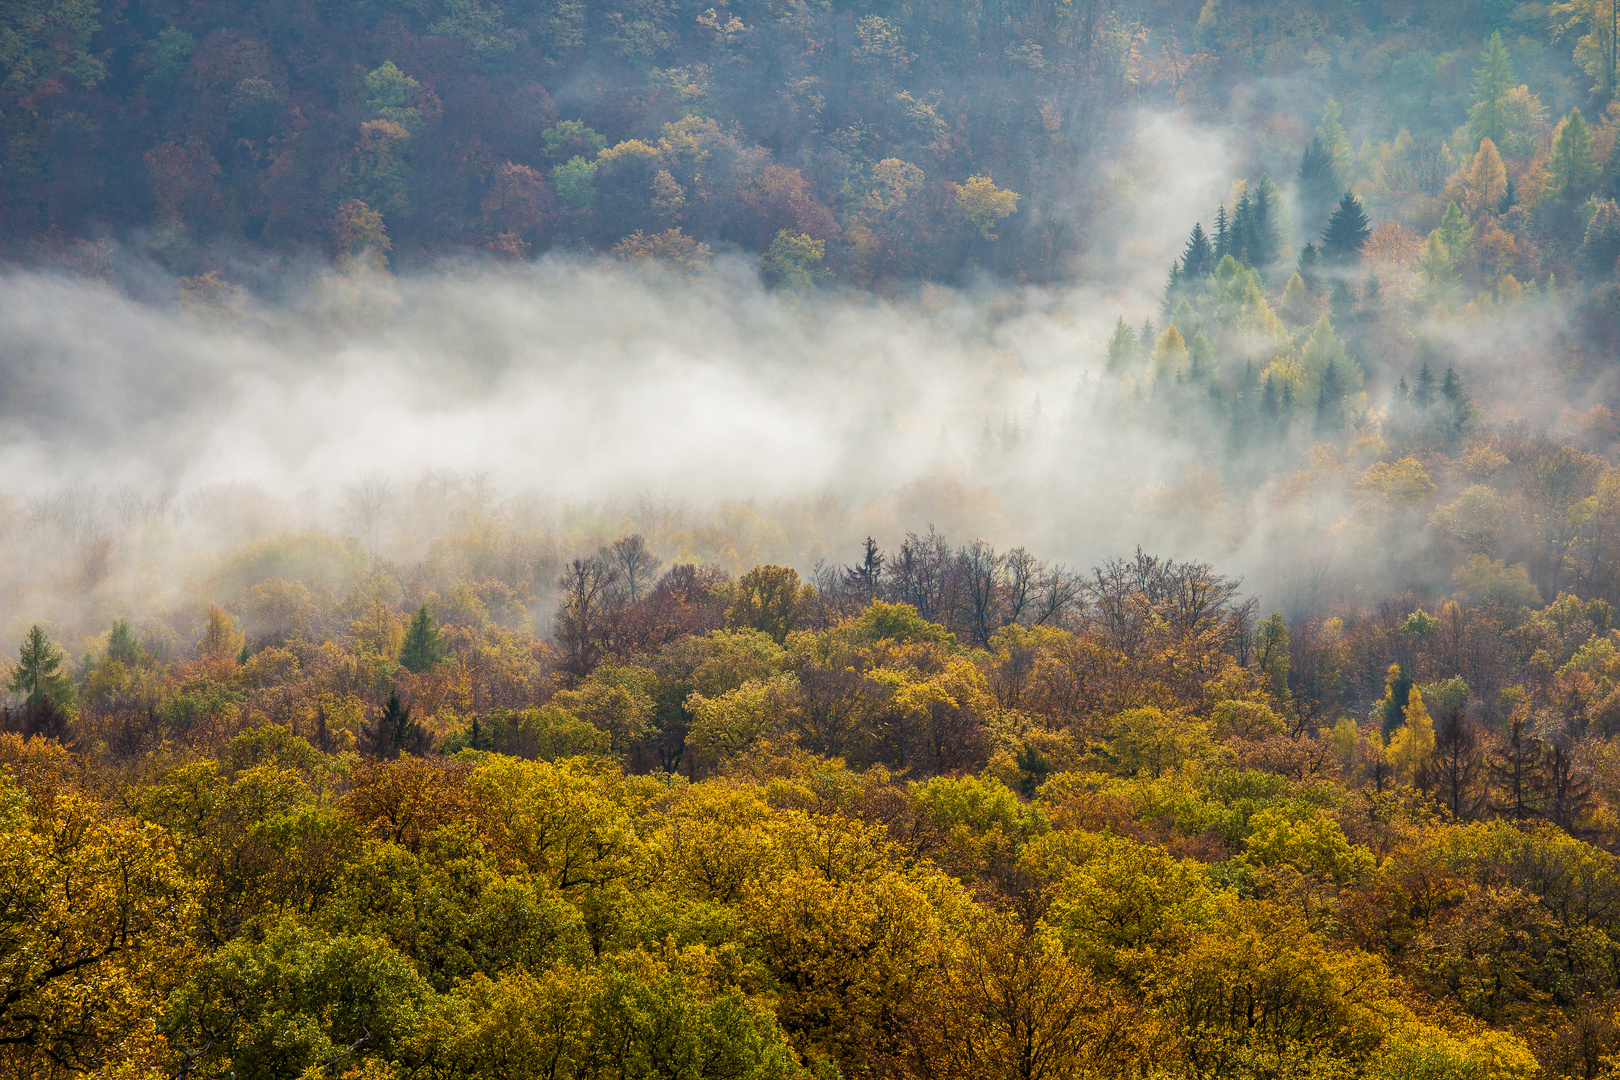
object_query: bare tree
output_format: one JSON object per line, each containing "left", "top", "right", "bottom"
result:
{"left": 609, "top": 533, "right": 663, "bottom": 602}
{"left": 886, "top": 527, "right": 958, "bottom": 625}
{"left": 1086, "top": 548, "right": 1244, "bottom": 654}
{"left": 555, "top": 555, "right": 621, "bottom": 678}
{"left": 961, "top": 540, "right": 1007, "bottom": 647}
{"left": 341, "top": 473, "right": 394, "bottom": 559}
{"left": 1030, "top": 564, "right": 1086, "bottom": 628}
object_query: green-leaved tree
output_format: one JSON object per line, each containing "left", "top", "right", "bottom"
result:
{"left": 9, "top": 625, "right": 76, "bottom": 709}
{"left": 1549, "top": 108, "right": 1599, "bottom": 202}
{"left": 399, "top": 605, "right": 447, "bottom": 672}
{"left": 1320, "top": 192, "right": 1371, "bottom": 265}
{"left": 1468, "top": 32, "right": 1516, "bottom": 149}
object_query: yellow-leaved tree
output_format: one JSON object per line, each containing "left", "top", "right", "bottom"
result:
{"left": 954, "top": 175, "right": 1020, "bottom": 239}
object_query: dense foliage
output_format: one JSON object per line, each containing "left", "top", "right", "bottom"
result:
{"left": 2, "top": 0, "right": 1611, "bottom": 284}
{"left": 14, "top": 529, "right": 1620, "bottom": 1078}
{"left": 26, "top": 0, "right": 1620, "bottom": 1077}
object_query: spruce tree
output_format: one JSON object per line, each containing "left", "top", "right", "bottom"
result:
{"left": 399, "top": 605, "right": 446, "bottom": 673}
{"left": 1213, "top": 205, "right": 1230, "bottom": 259}
{"left": 9, "top": 626, "right": 75, "bottom": 708}
{"left": 1188, "top": 330, "right": 1216, "bottom": 378}
{"left": 1248, "top": 176, "right": 1282, "bottom": 270}
{"left": 1317, "top": 99, "right": 1351, "bottom": 176}
{"left": 1468, "top": 31, "right": 1515, "bottom": 149}
{"left": 1297, "top": 242, "right": 1322, "bottom": 291}
{"left": 1436, "top": 201, "right": 1473, "bottom": 259}
{"left": 1379, "top": 663, "right": 1414, "bottom": 738}
{"left": 1232, "top": 190, "right": 1254, "bottom": 264}
{"left": 1418, "top": 232, "right": 1460, "bottom": 298}
{"left": 1413, "top": 362, "right": 1436, "bottom": 409}
{"left": 1316, "top": 361, "right": 1345, "bottom": 432}
{"left": 1181, "top": 223, "right": 1215, "bottom": 279}
{"left": 1441, "top": 366, "right": 1472, "bottom": 435}
{"left": 372, "top": 690, "right": 418, "bottom": 758}
{"left": 1104, "top": 317, "right": 1138, "bottom": 374}
{"left": 1490, "top": 707, "right": 1545, "bottom": 821}
{"left": 1321, "top": 192, "right": 1371, "bottom": 265}
{"left": 1580, "top": 199, "right": 1620, "bottom": 280}
{"left": 1162, "top": 262, "right": 1183, "bottom": 311}
{"left": 106, "top": 619, "right": 141, "bottom": 666}
{"left": 1549, "top": 108, "right": 1598, "bottom": 202}
{"left": 1433, "top": 709, "right": 1485, "bottom": 820}
{"left": 1542, "top": 738, "right": 1593, "bottom": 828}
{"left": 1297, "top": 135, "right": 1341, "bottom": 232}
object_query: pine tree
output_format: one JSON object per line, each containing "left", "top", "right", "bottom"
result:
{"left": 1433, "top": 708, "right": 1485, "bottom": 820}
{"left": 1162, "top": 261, "right": 1183, "bottom": 312}
{"left": 1378, "top": 662, "right": 1414, "bottom": 738}
{"left": 1320, "top": 192, "right": 1372, "bottom": 265}
{"left": 1363, "top": 274, "right": 1383, "bottom": 311}
{"left": 1418, "top": 232, "right": 1459, "bottom": 298}
{"left": 1280, "top": 273, "right": 1315, "bottom": 324}
{"left": 1213, "top": 204, "right": 1231, "bottom": 259}
{"left": 1542, "top": 738, "right": 1593, "bottom": 828}
{"left": 1316, "top": 361, "right": 1346, "bottom": 432}
{"left": 1437, "top": 201, "right": 1473, "bottom": 258}
{"left": 371, "top": 690, "right": 427, "bottom": 758}
{"left": 1169, "top": 297, "right": 1199, "bottom": 338}
{"left": 1248, "top": 176, "right": 1283, "bottom": 269}
{"left": 1441, "top": 366, "right": 1472, "bottom": 436}
{"left": 1104, "top": 317, "right": 1138, "bottom": 374}
{"left": 1459, "top": 140, "right": 1508, "bottom": 218}
{"left": 844, "top": 537, "right": 884, "bottom": 601}
{"left": 1413, "top": 362, "right": 1436, "bottom": 408}
{"left": 1317, "top": 99, "right": 1351, "bottom": 177}
{"left": 1297, "top": 242, "right": 1322, "bottom": 291}
{"left": 1580, "top": 199, "right": 1620, "bottom": 280}
{"left": 106, "top": 619, "right": 141, "bottom": 666}
{"left": 1015, "top": 742, "right": 1051, "bottom": 799}
{"left": 8, "top": 625, "right": 75, "bottom": 708}
{"left": 1187, "top": 330, "right": 1216, "bottom": 379}
{"left": 1550, "top": 108, "right": 1599, "bottom": 202}
{"left": 1260, "top": 374, "right": 1279, "bottom": 420}
{"left": 1490, "top": 705, "right": 1544, "bottom": 821}
{"left": 1330, "top": 278, "right": 1356, "bottom": 323}
{"left": 1468, "top": 31, "right": 1516, "bottom": 149}
{"left": 1232, "top": 190, "right": 1254, "bottom": 264}
{"left": 399, "top": 605, "right": 446, "bottom": 672}
{"left": 1151, "top": 326, "right": 1189, "bottom": 381}
{"left": 1297, "top": 136, "right": 1341, "bottom": 234}
{"left": 1181, "top": 222, "right": 1215, "bottom": 279}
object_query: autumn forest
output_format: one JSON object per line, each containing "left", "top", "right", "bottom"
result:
{"left": 20, "top": 0, "right": 1620, "bottom": 1079}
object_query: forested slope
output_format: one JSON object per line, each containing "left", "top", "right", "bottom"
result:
{"left": 8, "top": 535, "right": 1620, "bottom": 1078}
{"left": 18, "top": 0, "right": 1620, "bottom": 1077}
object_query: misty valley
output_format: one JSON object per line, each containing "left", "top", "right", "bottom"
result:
{"left": 13, "top": 1, "right": 1620, "bottom": 1079}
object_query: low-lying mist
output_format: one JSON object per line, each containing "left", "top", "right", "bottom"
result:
{"left": 0, "top": 114, "right": 1603, "bottom": 652}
